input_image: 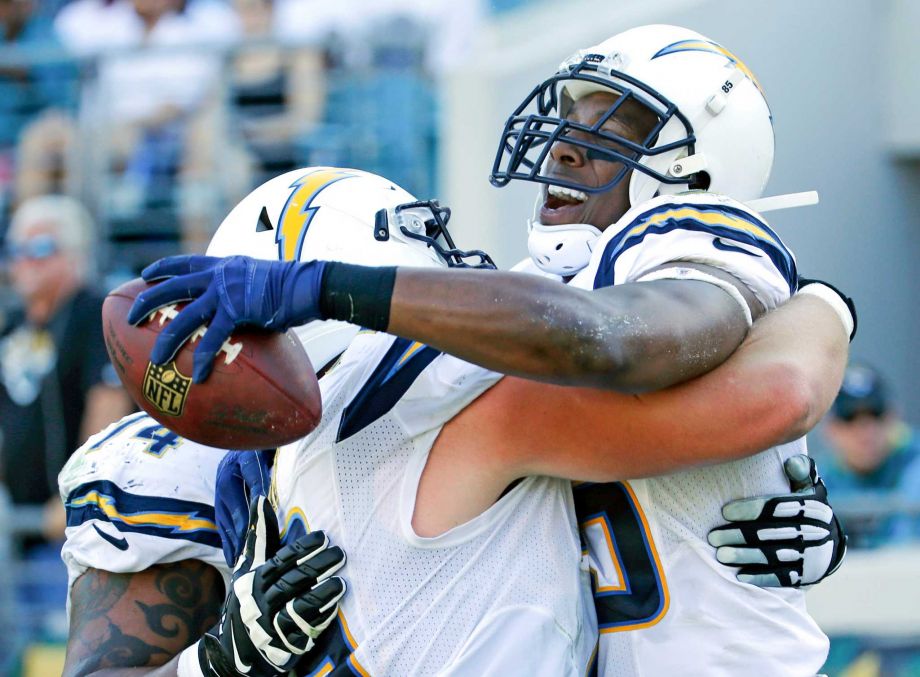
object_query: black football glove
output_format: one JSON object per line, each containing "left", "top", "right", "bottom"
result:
{"left": 197, "top": 496, "right": 346, "bottom": 677}
{"left": 708, "top": 455, "right": 847, "bottom": 587}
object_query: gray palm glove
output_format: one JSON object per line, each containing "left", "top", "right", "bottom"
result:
{"left": 708, "top": 455, "right": 847, "bottom": 587}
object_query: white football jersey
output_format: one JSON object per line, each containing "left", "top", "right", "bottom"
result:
{"left": 564, "top": 193, "right": 827, "bottom": 676}
{"left": 272, "top": 332, "right": 597, "bottom": 676}
{"left": 59, "top": 412, "right": 230, "bottom": 605}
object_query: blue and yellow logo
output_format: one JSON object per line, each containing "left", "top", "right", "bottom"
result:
{"left": 277, "top": 169, "right": 358, "bottom": 262}
{"left": 652, "top": 39, "right": 764, "bottom": 97}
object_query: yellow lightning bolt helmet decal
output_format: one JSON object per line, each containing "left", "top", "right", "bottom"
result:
{"left": 277, "top": 169, "right": 358, "bottom": 262}
{"left": 652, "top": 39, "right": 765, "bottom": 98}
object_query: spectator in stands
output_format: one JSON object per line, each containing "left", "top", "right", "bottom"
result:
{"left": 0, "top": 0, "right": 77, "bottom": 210}
{"left": 48, "top": 0, "right": 240, "bottom": 245}
{"left": 818, "top": 363, "right": 920, "bottom": 548}
{"left": 177, "top": 0, "right": 324, "bottom": 251}
{"left": 0, "top": 196, "right": 132, "bottom": 545}
{"left": 273, "top": 0, "right": 483, "bottom": 197}
{"left": 227, "top": 0, "right": 324, "bottom": 183}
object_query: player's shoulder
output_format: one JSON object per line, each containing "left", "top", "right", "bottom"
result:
{"left": 320, "top": 330, "right": 500, "bottom": 442}
{"left": 584, "top": 191, "right": 797, "bottom": 306}
{"left": 60, "top": 413, "right": 228, "bottom": 581}
{"left": 60, "top": 412, "right": 226, "bottom": 503}
{"left": 630, "top": 190, "right": 767, "bottom": 220}
{"left": 597, "top": 191, "right": 784, "bottom": 258}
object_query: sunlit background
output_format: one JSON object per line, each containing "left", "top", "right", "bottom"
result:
{"left": 0, "top": 0, "right": 917, "bottom": 674}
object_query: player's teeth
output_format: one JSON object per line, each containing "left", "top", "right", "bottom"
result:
{"left": 548, "top": 186, "right": 588, "bottom": 203}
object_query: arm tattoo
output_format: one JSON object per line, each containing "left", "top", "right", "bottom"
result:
{"left": 136, "top": 567, "right": 218, "bottom": 641}
{"left": 63, "top": 560, "right": 224, "bottom": 676}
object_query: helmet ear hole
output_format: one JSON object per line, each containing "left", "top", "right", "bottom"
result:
{"left": 688, "top": 171, "right": 711, "bottom": 191}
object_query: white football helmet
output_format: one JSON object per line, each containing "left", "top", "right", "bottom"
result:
{"left": 207, "top": 167, "right": 492, "bottom": 371}
{"left": 490, "top": 24, "right": 775, "bottom": 275}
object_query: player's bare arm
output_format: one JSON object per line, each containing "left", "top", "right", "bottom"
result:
{"left": 63, "top": 561, "right": 223, "bottom": 677}
{"left": 387, "top": 260, "right": 760, "bottom": 391}
{"left": 130, "top": 256, "right": 758, "bottom": 391}
{"left": 413, "top": 292, "right": 847, "bottom": 536}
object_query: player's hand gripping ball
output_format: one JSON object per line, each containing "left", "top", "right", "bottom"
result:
{"left": 102, "top": 278, "right": 322, "bottom": 449}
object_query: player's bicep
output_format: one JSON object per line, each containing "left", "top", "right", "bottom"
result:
{"left": 588, "top": 270, "right": 752, "bottom": 392}
{"left": 637, "top": 261, "right": 766, "bottom": 321}
{"left": 63, "top": 561, "right": 224, "bottom": 677}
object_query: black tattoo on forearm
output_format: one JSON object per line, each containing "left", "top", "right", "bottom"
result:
{"left": 64, "top": 561, "right": 224, "bottom": 676}
{"left": 135, "top": 566, "right": 218, "bottom": 641}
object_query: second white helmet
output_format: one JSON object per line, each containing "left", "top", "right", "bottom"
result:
{"left": 207, "top": 167, "right": 490, "bottom": 370}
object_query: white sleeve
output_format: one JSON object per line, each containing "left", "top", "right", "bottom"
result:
{"left": 579, "top": 192, "right": 798, "bottom": 310}
{"left": 59, "top": 414, "right": 230, "bottom": 594}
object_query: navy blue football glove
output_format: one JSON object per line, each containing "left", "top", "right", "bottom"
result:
{"left": 127, "top": 255, "right": 326, "bottom": 382}
{"left": 215, "top": 449, "right": 274, "bottom": 569}
{"left": 708, "top": 455, "right": 847, "bottom": 587}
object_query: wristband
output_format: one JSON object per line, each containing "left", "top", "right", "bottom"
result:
{"left": 319, "top": 262, "right": 397, "bottom": 331}
{"left": 177, "top": 642, "right": 208, "bottom": 677}
{"left": 796, "top": 281, "right": 855, "bottom": 341}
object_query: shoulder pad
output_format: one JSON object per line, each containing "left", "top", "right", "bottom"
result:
{"left": 60, "top": 413, "right": 228, "bottom": 581}
{"left": 583, "top": 192, "right": 796, "bottom": 307}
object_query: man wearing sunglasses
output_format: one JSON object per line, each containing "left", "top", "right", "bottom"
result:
{"left": 0, "top": 195, "right": 132, "bottom": 554}
{"left": 818, "top": 363, "right": 920, "bottom": 548}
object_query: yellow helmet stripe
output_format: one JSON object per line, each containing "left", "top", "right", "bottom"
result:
{"left": 277, "top": 169, "right": 358, "bottom": 262}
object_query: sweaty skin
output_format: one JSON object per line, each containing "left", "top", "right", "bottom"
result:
{"left": 389, "top": 264, "right": 762, "bottom": 392}
{"left": 413, "top": 293, "right": 848, "bottom": 536}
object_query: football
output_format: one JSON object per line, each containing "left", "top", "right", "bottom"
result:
{"left": 102, "top": 278, "right": 322, "bottom": 450}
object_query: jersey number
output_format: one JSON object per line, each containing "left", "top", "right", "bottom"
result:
{"left": 135, "top": 425, "right": 181, "bottom": 457}
{"left": 88, "top": 413, "right": 181, "bottom": 458}
{"left": 575, "top": 481, "right": 668, "bottom": 632}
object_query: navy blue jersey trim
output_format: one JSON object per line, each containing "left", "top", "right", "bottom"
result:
{"left": 65, "top": 479, "right": 221, "bottom": 549}
{"left": 336, "top": 338, "right": 441, "bottom": 442}
{"left": 593, "top": 202, "right": 796, "bottom": 293}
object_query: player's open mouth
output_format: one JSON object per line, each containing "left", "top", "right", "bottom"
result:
{"left": 540, "top": 185, "right": 588, "bottom": 224}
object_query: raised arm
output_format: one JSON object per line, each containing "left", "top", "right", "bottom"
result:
{"left": 131, "top": 257, "right": 755, "bottom": 391}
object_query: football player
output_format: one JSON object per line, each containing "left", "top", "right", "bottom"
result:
{"left": 131, "top": 24, "right": 853, "bottom": 676}
{"left": 131, "top": 170, "right": 850, "bottom": 677}
{"left": 59, "top": 171, "right": 457, "bottom": 677}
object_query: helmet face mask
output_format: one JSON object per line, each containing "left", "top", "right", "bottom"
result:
{"left": 490, "top": 25, "right": 775, "bottom": 277}
{"left": 375, "top": 199, "right": 495, "bottom": 269}
{"left": 491, "top": 61, "right": 698, "bottom": 197}
{"left": 491, "top": 24, "right": 774, "bottom": 210}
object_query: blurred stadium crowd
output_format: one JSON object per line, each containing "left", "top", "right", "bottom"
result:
{"left": 0, "top": 0, "right": 491, "bottom": 670}
{"left": 0, "top": 0, "right": 917, "bottom": 674}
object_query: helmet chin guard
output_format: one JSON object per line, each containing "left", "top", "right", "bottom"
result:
{"left": 527, "top": 219, "right": 602, "bottom": 276}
